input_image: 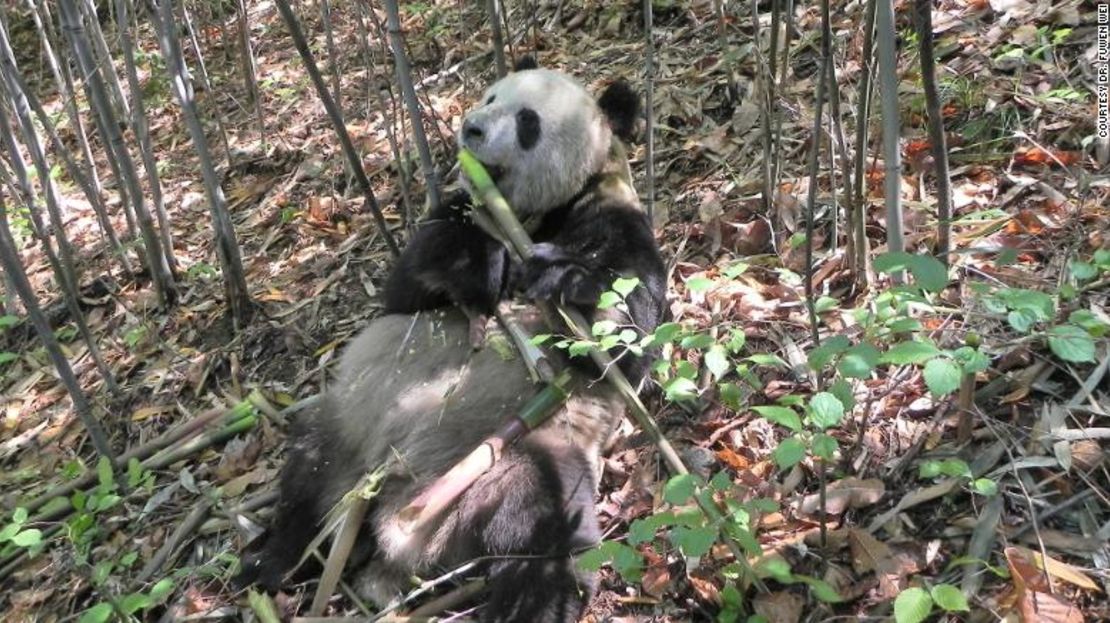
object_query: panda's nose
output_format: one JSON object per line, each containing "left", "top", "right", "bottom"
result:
{"left": 462, "top": 119, "right": 484, "bottom": 142}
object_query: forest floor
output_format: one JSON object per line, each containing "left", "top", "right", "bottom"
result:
{"left": 1, "top": 0, "right": 1109, "bottom": 621}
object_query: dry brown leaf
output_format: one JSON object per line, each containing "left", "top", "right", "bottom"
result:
{"left": 752, "top": 591, "right": 804, "bottom": 623}
{"left": 1019, "top": 590, "right": 1085, "bottom": 623}
{"left": 687, "top": 575, "right": 720, "bottom": 606}
{"left": 798, "top": 477, "right": 885, "bottom": 515}
{"left": 640, "top": 563, "right": 672, "bottom": 599}
{"left": 1008, "top": 546, "right": 1101, "bottom": 592}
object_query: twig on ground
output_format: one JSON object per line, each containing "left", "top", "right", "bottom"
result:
{"left": 135, "top": 498, "right": 213, "bottom": 584}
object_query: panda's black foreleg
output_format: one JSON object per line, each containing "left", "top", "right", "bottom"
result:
{"left": 456, "top": 438, "right": 600, "bottom": 623}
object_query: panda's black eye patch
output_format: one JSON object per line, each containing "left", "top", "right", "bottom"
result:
{"left": 485, "top": 95, "right": 496, "bottom": 104}
{"left": 516, "top": 108, "right": 541, "bottom": 150}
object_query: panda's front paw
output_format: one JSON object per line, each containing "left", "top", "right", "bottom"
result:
{"left": 520, "top": 244, "right": 604, "bottom": 307}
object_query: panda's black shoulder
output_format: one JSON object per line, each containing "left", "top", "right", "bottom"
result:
{"left": 598, "top": 81, "right": 640, "bottom": 142}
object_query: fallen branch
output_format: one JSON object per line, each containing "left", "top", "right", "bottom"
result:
{"left": 135, "top": 498, "right": 213, "bottom": 584}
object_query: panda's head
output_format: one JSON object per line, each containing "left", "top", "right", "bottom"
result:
{"left": 460, "top": 60, "right": 639, "bottom": 217}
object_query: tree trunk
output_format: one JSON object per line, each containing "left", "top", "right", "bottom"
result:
{"left": 179, "top": 0, "right": 234, "bottom": 166}
{"left": 382, "top": 0, "right": 442, "bottom": 212}
{"left": 0, "top": 189, "right": 116, "bottom": 463}
{"left": 116, "top": 0, "right": 177, "bottom": 272}
{"left": 59, "top": 0, "right": 176, "bottom": 306}
{"left": 77, "top": 0, "right": 131, "bottom": 119}
{"left": 236, "top": 0, "right": 265, "bottom": 139}
{"left": 875, "top": 0, "right": 904, "bottom": 256}
{"left": 151, "top": 0, "right": 253, "bottom": 330}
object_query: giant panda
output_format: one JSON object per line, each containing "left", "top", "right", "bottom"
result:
{"left": 384, "top": 58, "right": 664, "bottom": 379}
{"left": 235, "top": 62, "right": 666, "bottom": 622}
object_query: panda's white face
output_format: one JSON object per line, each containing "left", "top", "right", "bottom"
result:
{"left": 460, "top": 69, "right": 612, "bottom": 217}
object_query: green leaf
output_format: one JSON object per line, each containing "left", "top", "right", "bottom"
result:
{"left": 751, "top": 406, "right": 802, "bottom": 432}
{"left": 705, "top": 345, "right": 730, "bottom": 379}
{"left": 807, "top": 335, "right": 851, "bottom": 370}
{"left": 670, "top": 525, "right": 717, "bottom": 558}
{"left": 95, "top": 494, "right": 122, "bottom": 512}
{"left": 719, "top": 382, "right": 743, "bottom": 410}
{"left": 628, "top": 511, "right": 676, "bottom": 545}
{"left": 746, "top": 353, "right": 788, "bottom": 368}
{"left": 600, "top": 335, "right": 620, "bottom": 350}
{"left": 1069, "top": 260, "right": 1099, "bottom": 282}
{"left": 795, "top": 575, "right": 842, "bottom": 602}
{"left": 886, "top": 317, "right": 923, "bottom": 333}
{"left": 120, "top": 592, "right": 152, "bottom": 614}
{"left": 772, "top": 437, "right": 806, "bottom": 469}
{"left": 568, "top": 341, "right": 594, "bottom": 358}
{"left": 952, "top": 346, "right": 991, "bottom": 374}
{"left": 618, "top": 329, "right": 638, "bottom": 343}
{"left": 814, "top": 296, "right": 839, "bottom": 313}
{"left": 12, "top": 529, "right": 42, "bottom": 547}
{"left": 1007, "top": 309, "right": 1039, "bottom": 333}
{"left": 1047, "top": 324, "right": 1096, "bottom": 363}
{"left": 829, "top": 378, "right": 856, "bottom": 411}
{"left": 647, "top": 322, "right": 682, "bottom": 346}
{"left": 873, "top": 251, "right": 913, "bottom": 275}
{"left": 923, "top": 358, "right": 961, "bottom": 396}
{"left": 754, "top": 556, "right": 794, "bottom": 583}
{"left": 592, "top": 320, "right": 618, "bottom": 336}
{"left": 613, "top": 277, "right": 640, "bottom": 297}
{"left": 894, "top": 587, "right": 934, "bottom": 623}
{"left": 675, "top": 360, "right": 698, "bottom": 379}
{"left": 681, "top": 333, "right": 715, "bottom": 350}
{"left": 686, "top": 276, "right": 713, "bottom": 292}
{"left": 664, "top": 377, "right": 700, "bottom": 403}
{"left": 597, "top": 291, "right": 621, "bottom": 309}
{"left": 930, "top": 584, "right": 970, "bottom": 612}
{"left": 726, "top": 329, "right": 746, "bottom": 353}
{"left": 838, "top": 342, "right": 880, "bottom": 378}
{"left": 881, "top": 341, "right": 941, "bottom": 365}
{"left": 0, "top": 314, "right": 21, "bottom": 328}
{"left": 939, "top": 458, "right": 972, "bottom": 478}
{"left": 12, "top": 508, "right": 28, "bottom": 524}
{"left": 97, "top": 456, "right": 114, "bottom": 490}
{"left": 906, "top": 255, "right": 949, "bottom": 292}
{"left": 0, "top": 523, "right": 19, "bottom": 542}
{"left": 812, "top": 433, "right": 838, "bottom": 460}
{"left": 807, "top": 392, "right": 845, "bottom": 429}
{"left": 0, "top": 352, "right": 16, "bottom": 365}
{"left": 664, "top": 474, "right": 697, "bottom": 505}
{"left": 78, "top": 603, "right": 113, "bottom": 623}
{"left": 1069, "top": 310, "right": 1110, "bottom": 337}
{"left": 972, "top": 478, "right": 999, "bottom": 496}
{"left": 723, "top": 261, "right": 749, "bottom": 278}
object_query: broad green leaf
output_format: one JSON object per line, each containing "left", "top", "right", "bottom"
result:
{"left": 906, "top": 255, "right": 949, "bottom": 292}
{"left": 939, "top": 458, "right": 972, "bottom": 478}
{"left": 629, "top": 511, "right": 676, "bottom": 545}
{"left": 1047, "top": 324, "right": 1096, "bottom": 363}
{"left": 670, "top": 525, "right": 717, "bottom": 558}
{"left": 772, "top": 437, "right": 806, "bottom": 469}
{"left": 918, "top": 460, "right": 943, "bottom": 479}
{"left": 894, "top": 587, "right": 934, "bottom": 623}
{"left": 923, "top": 358, "right": 961, "bottom": 396}
{"left": 675, "top": 360, "right": 698, "bottom": 379}
{"left": 1007, "top": 309, "right": 1039, "bottom": 333}
{"left": 753, "top": 555, "right": 794, "bottom": 583}
{"left": 618, "top": 329, "right": 638, "bottom": 343}
{"left": 0, "top": 315, "right": 21, "bottom": 328}
{"left": 664, "top": 377, "right": 699, "bottom": 403}
{"left": 148, "top": 577, "right": 175, "bottom": 604}
{"left": 681, "top": 333, "right": 715, "bottom": 349}
{"left": 795, "top": 575, "right": 842, "bottom": 603}
{"left": 952, "top": 346, "right": 990, "bottom": 374}
{"left": 664, "top": 474, "right": 697, "bottom": 505}
{"left": 613, "top": 277, "right": 640, "bottom": 297}
{"left": 726, "top": 329, "right": 746, "bottom": 353}
{"left": 599, "top": 335, "right": 621, "bottom": 351}
{"left": 592, "top": 320, "right": 618, "bottom": 336}
{"left": 930, "top": 584, "right": 970, "bottom": 612}
{"left": 78, "top": 603, "right": 113, "bottom": 623}
{"left": 814, "top": 296, "right": 839, "bottom": 313}
{"left": 97, "top": 456, "right": 114, "bottom": 490}
{"left": 0, "top": 352, "right": 16, "bottom": 365}
{"left": 829, "top": 378, "right": 856, "bottom": 411}
{"left": 647, "top": 322, "right": 682, "bottom": 346}
{"left": 568, "top": 341, "right": 594, "bottom": 358}
{"left": 838, "top": 342, "right": 880, "bottom": 378}
{"left": 886, "top": 317, "right": 923, "bottom": 333}
{"left": 719, "top": 382, "right": 743, "bottom": 410}
{"left": 807, "top": 392, "right": 845, "bottom": 429}
{"left": 873, "top": 251, "right": 913, "bottom": 275}
{"left": 751, "top": 406, "right": 802, "bottom": 432}
{"left": 812, "top": 433, "right": 838, "bottom": 460}
{"left": 807, "top": 335, "right": 851, "bottom": 370}
{"left": 723, "top": 261, "right": 749, "bottom": 278}
{"left": 0, "top": 523, "right": 19, "bottom": 541}
{"left": 597, "top": 291, "right": 621, "bottom": 309}
{"left": 686, "top": 277, "right": 713, "bottom": 293}
{"left": 746, "top": 353, "right": 788, "bottom": 368}
{"left": 120, "top": 592, "right": 152, "bottom": 614}
{"left": 11, "top": 528, "right": 42, "bottom": 547}
{"left": 12, "top": 508, "right": 27, "bottom": 524}
{"left": 1069, "top": 260, "right": 1098, "bottom": 282}
{"left": 705, "top": 345, "right": 730, "bottom": 379}
{"left": 881, "top": 341, "right": 941, "bottom": 365}
{"left": 1069, "top": 310, "right": 1110, "bottom": 337}
{"left": 972, "top": 478, "right": 999, "bottom": 496}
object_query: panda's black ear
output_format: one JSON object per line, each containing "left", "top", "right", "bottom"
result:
{"left": 513, "top": 56, "right": 539, "bottom": 71}
{"left": 598, "top": 80, "right": 640, "bottom": 142}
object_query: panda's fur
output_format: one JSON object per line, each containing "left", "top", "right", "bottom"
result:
{"left": 235, "top": 64, "right": 666, "bottom": 622}
{"left": 384, "top": 60, "right": 664, "bottom": 380}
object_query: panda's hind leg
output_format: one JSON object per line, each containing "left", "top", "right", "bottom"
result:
{"left": 449, "top": 435, "right": 601, "bottom": 623}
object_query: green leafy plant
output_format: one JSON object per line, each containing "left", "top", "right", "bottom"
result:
{"left": 894, "top": 583, "right": 970, "bottom": 623}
